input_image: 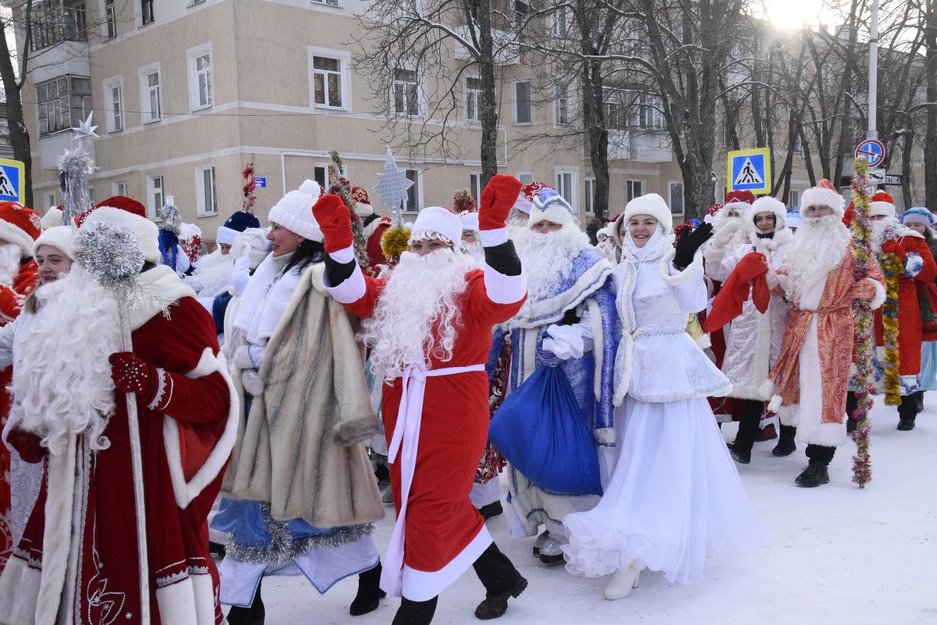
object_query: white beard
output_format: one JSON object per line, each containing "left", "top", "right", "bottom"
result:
{"left": 870, "top": 215, "right": 921, "bottom": 253}
{"left": 0, "top": 242, "right": 22, "bottom": 287}
{"left": 784, "top": 214, "right": 851, "bottom": 307}
{"left": 515, "top": 226, "right": 589, "bottom": 303}
{"left": 184, "top": 248, "right": 234, "bottom": 297}
{"left": 11, "top": 265, "right": 121, "bottom": 455}
{"left": 360, "top": 249, "right": 474, "bottom": 380}
{"left": 460, "top": 240, "right": 484, "bottom": 266}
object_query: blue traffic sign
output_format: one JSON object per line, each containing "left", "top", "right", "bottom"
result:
{"left": 254, "top": 177, "right": 266, "bottom": 188}
{"left": 0, "top": 159, "right": 24, "bottom": 203}
{"left": 727, "top": 148, "right": 771, "bottom": 194}
{"left": 855, "top": 139, "right": 885, "bottom": 168}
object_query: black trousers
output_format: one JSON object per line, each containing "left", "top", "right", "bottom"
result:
{"left": 733, "top": 399, "right": 764, "bottom": 453}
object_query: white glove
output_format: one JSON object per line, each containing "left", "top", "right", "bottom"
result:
{"left": 233, "top": 344, "right": 265, "bottom": 370}
{"left": 541, "top": 324, "right": 585, "bottom": 361}
{"left": 242, "top": 370, "right": 266, "bottom": 396}
{"left": 710, "top": 220, "right": 741, "bottom": 249}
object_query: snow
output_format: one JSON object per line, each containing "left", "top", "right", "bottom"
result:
{"left": 247, "top": 399, "right": 937, "bottom": 625}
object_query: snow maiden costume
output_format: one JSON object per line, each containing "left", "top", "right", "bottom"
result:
{"left": 212, "top": 181, "right": 384, "bottom": 622}
{"left": 503, "top": 189, "right": 616, "bottom": 562}
{"left": 563, "top": 193, "right": 769, "bottom": 600}
{"left": 0, "top": 196, "right": 237, "bottom": 625}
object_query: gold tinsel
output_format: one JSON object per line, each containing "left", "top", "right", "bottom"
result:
{"left": 381, "top": 225, "right": 412, "bottom": 261}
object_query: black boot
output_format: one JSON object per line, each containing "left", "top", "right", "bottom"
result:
{"left": 772, "top": 425, "right": 797, "bottom": 456}
{"left": 479, "top": 501, "right": 503, "bottom": 520}
{"left": 898, "top": 394, "right": 917, "bottom": 431}
{"left": 795, "top": 461, "right": 830, "bottom": 487}
{"left": 727, "top": 400, "right": 762, "bottom": 464}
{"left": 392, "top": 596, "right": 438, "bottom": 625}
{"left": 227, "top": 577, "right": 265, "bottom": 625}
{"left": 915, "top": 390, "right": 925, "bottom": 414}
{"left": 350, "top": 561, "right": 386, "bottom": 616}
{"left": 473, "top": 543, "right": 527, "bottom": 619}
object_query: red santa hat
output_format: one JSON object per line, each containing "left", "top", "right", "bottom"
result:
{"left": 799, "top": 179, "right": 845, "bottom": 216}
{"left": 703, "top": 203, "right": 723, "bottom": 225}
{"left": 723, "top": 190, "right": 755, "bottom": 214}
{"left": 750, "top": 196, "right": 787, "bottom": 230}
{"left": 0, "top": 201, "right": 45, "bottom": 257}
{"left": 623, "top": 193, "right": 673, "bottom": 235}
{"left": 513, "top": 181, "right": 551, "bottom": 215}
{"left": 409, "top": 206, "right": 462, "bottom": 246}
{"left": 40, "top": 206, "right": 64, "bottom": 230}
{"left": 351, "top": 186, "right": 373, "bottom": 218}
{"left": 869, "top": 191, "right": 896, "bottom": 218}
{"left": 75, "top": 196, "right": 161, "bottom": 264}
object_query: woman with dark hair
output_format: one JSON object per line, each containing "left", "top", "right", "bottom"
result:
{"left": 214, "top": 181, "right": 384, "bottom": 625}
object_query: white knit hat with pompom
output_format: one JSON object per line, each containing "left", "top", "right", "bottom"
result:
{"left": 267, "top": 180, "right": 324, "bottom": 242}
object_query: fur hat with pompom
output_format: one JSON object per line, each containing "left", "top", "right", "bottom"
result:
{"left": 267, "top": 180, "right": 324, "bottom": 242}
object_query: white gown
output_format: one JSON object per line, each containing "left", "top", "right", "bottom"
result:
{"left": 563, "top": 233, "right": 771, "bottom": 584}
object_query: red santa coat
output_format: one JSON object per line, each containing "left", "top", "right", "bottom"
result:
{"left": 0, "top": 260, "right": 38, "bottom": 572}
{"left": 0, "top": 294, "right": 237, "bottom": 625}
{"left": 328, "top": 264, "right": 525, "bottom": 601}
{"left": 873, "top": 234, "right": 937, "bottom": 376}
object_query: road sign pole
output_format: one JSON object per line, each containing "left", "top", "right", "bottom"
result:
{"left": 868, "top": 0, "right": 878, "bottom": 140}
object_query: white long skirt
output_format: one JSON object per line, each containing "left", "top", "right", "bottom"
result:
{"left": 563, "top": 396, "right": 770, "bottom": 584}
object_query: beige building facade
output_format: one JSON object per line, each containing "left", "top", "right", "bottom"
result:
{"left": 19, "top": 0, "right": 828, "bottom": 239}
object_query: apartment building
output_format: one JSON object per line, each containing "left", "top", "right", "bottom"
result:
{"left": 18, "top": 0, "right": 783, "bottom": 238}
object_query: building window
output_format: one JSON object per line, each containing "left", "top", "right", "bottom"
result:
{"left": 141, "top": 0, "right": 154, "bottom": 25}
{"left": 552, "top": 4, "right": 570, "bottom": 37}
{"left": 188, "top": 45, "right": 213, "bottom": 111}
{"left": 518, "top": 172, "right": 533, "bottom": 185}
{"left": 393, "top": 68, "right": 420, "bottom": 116}
{"left": 789, "top": 190, "right": 800, "bottom": 208}
{"left": 197, "top": 166, "right": 217, "bottom": 216}
{"left": 669, "top": 181, "right": 684, "bottom": 215}
{"left": 627, "top": 179, "right": 644, "bottom": 202}
{"left": 639, "top": 95, "right": 664, "bottom": 129}
{"left": 313, "top": 166, "right": 328, "bottom": 189}
{"left": 113, "top": 180, "right": 128, "bottom": 197}
{"left": 147, "top": 175, "right": 163, "bottom": 220}
{"left": 30, "top": 0, "right": 87, "bottom": 51}
{"left": 515, "top": 0, "right": 529, "bottom": 36}
{"left": 465, "top": 77, "right": 482, "bottom": 123}
{"left": 470, "top": 173, "right": 482, "bottom": 202}
{"left": 36, "top": 76, "right": 92, "bottom": 137}
{"left": 584, "top": 178, "right": 595, "bottom": 215}
{"left": 514, "top": 80, "right": 531, "bottom": 125}
{"left": 141, "top": 67, "right": 161, "bottom": 123}
{"left": 105, "top": 0, "right": 117, "bottom": 40}
{"left": 404, "top": 169, "right": 421, "bottom": 212}
{"left": 46, "top": 193, "right": 56, "bottom": 210}
{"left": 311, "top": 0, "right": 340, "bottom": 5}
{"left": 605, "top": 88, "right": 630, "bottom": 130}
{"left": 313, "top": 56, "right": 343, "bottom": 108}
{"left": 556, "top": 172, "right": 573, "bottom": 204}
{"left": 103, "top": 77, "right": 124, "bottom": 133}
{"left": 555, "top": 84, "right": 570, "bottom": 126}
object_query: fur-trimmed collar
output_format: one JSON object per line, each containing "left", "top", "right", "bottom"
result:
{"left": 128, "top": 265, "right": 198, "bottom": 330}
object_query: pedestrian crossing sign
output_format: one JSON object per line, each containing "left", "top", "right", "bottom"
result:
{"left": 727, "top": 148, "right": 771, "bottom": 195}
{"left": 0, "top": 158, "right": 24, "bottom": 203}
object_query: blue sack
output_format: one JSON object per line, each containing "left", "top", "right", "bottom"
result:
{"left": 489, "top": 365, "right": 602, "bottom": 496}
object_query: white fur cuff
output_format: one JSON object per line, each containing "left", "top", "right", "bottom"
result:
{"left": 324, "top": 265, "right": 367, "bottom": 304}
{"left": 484, "top": 263, "right": 527, "bottom": 304}
{"left": 480, "top": 228, "right": 508, "bottom": 247}
{"left": 329, "top": 245, "right": 356, "bottom": 265}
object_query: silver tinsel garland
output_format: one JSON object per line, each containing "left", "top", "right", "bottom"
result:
{"left": 157, "top": 195, "right": 182, "bottom": 235}
{"left": 73, "top": 221, "right": 145, "bottom": 292}
{"left": 58, "top": 148, "right": 96, "bottom": 225}
{"left": 224, "top": 503, "right": 375, "bottom": 567}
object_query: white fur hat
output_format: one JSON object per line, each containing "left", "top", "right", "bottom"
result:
{"left": 623, "top": 193, "right": 673, "bottom": 235}
{"left": 410, "top": 206, "right": 462, "bottom": 246}
{"left": 78, "top": 196, "right": 161, "bottom": 264}
{"left": 40, "top": 207, "right": 63, "bottom": 230}
{"left": 33, "top": 225, "right": 73, "bottom": 260}
{"left": 750, "top": 196, "right": 787, "bottom": 231}
{"left": 869, "top": 191, "right": 896, "bottom": 218}
{"left": 459, "top": 211, "right": 479, "bottom": 232}
{"left": 799, "top": 179, "right": 845, "bottom": 216}
{"left": 267, "top": 180, "right": 324, "bottom": 242}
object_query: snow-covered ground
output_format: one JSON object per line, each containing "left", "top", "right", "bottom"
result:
{"left": 249, "top": 399, "right": 937, "bottom": 625}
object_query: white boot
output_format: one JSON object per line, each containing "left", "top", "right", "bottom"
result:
{"left": 604, "top": 565, "right": 641, "bottom": 600}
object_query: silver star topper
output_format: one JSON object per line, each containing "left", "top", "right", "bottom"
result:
{"left": 372, "top": 146, "right": 413, "bottom": 225}
{"left": 70, "top": 113, "right": 98, "bottom": 149}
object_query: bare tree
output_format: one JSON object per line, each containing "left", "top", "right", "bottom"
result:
{"left": 353, "top": 0, "right": 519, "bottom": 186}
{"left": 0, "top": 3, "right": 36, "bottom": 208}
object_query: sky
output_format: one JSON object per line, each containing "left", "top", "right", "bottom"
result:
{"left": 237, "top": 397, "right": 937, "bottom": 625}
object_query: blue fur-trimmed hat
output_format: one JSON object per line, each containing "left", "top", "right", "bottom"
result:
{"left": 528, "top": 188, "right": 576, "bottom": 228}
{"left": 786, "top": 205, "right": 802, "bottom": 229}
{"left": 900, "top": 207, "right": 935, "bottom": 227}
{"left": 217, "top": 210, "right": 261, "bottom": 246}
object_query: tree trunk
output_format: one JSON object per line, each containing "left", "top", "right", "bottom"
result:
{"left": 926, "top": 0, "right": 937, "bottom": 206}
{"left": 476, "top": 1, "right": 499, "bottom": 187}
{"left": 0, "top": 16, "right": 33, "bottom": 209}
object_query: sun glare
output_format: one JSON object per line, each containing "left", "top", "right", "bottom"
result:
{"left": 764, "top": 0, "right": 825, "bottom": 30}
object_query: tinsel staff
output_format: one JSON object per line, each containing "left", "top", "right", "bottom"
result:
{"left": 73, "top": 221, "right": 151, "bottom": 620}
{"left": 328, "top": 150, "right": 369, "bottom": 267}
{"left": 60, "top": 113, "right": 99, "bottom": 225}
{"left": 242, "top": 163, "right": 257, "bottom": 213}
{"left": 849, "top": 158, "right": 875, "bottom": 488}
{"left": 372, "top": 147, "right": 413, "bottom": 262}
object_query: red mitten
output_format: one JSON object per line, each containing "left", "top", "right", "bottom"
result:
{"left": 702, "top": 253, "right": 769, "bottom": 332}
{"left": 479, "top": 174, "right": 522, "bottom": 233}
{"left": 109, "top": 351, "right": 159, "bottom": 405}
{"left": 881, "top": 240, "right": 905, "bottom": 260}
{"left": 311, "top": 194, "right": 354, "bottom": 256}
